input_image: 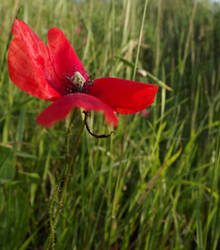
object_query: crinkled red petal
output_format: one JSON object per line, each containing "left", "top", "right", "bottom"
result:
{"left": 36, "top": 93, "right": 118, "bottom": 127}
{"left": 89, "top": 77, "right": 158, "bottom": 114}
{"left": 8, "top": 19, "right": 62, "bottom": 100}
{"left": 48, "top": 28, "right": 88, "bottom": 81}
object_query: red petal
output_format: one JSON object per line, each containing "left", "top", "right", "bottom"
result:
{"left": 89, "top": 78, "right": 158, "bottom": 114}
{"left": 47, "top": 28, "right": 88, "bottom": 80}
{"left": 8, "top": 19, "right": 62, "bottom": 100}
{"left": 36, "top": 93, "right": 118, "bottom": 127}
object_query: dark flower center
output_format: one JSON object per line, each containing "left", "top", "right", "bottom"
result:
{"left": 62, "top": 69, "right": 92, "bottom": 94}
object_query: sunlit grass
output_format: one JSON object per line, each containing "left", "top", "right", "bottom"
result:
{"left": 0, "top": 0, "right": 219, "bottom": 249}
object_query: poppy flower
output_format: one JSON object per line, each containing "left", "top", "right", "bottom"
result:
{"left": 8, "top": 19, "right": 158, "bottom": 128}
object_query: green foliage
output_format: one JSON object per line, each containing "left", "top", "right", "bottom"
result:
{"left": 0, "top": 0, "right": 219, "bottom": 249}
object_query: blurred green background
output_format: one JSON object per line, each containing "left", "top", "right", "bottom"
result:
{"left": 0, "top": 0, "right": 219, "bottom": 249}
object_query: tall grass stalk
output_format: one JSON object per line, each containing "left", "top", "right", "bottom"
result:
{"left": 0, "top": 0, "right": 219, "bottom": 249}
{"left": 132, "top": 0, "right": 148, "bottom": 81}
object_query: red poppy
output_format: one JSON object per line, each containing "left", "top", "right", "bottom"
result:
{"left": 8, "top": 19, "right": 158, "bottom": 128}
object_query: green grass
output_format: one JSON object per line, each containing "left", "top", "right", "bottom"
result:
{"left": 0, "top": 0, "right": 220, "bottom": 249}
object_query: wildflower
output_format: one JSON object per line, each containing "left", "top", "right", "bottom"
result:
{"left": 139, "top": 109, "right": 150, "bottom": 118}
{"left": 75, "top": 27, "right": 82, "bottom": 35}
{"left": 8, "top": 19, "right": 158, "bottom": 128}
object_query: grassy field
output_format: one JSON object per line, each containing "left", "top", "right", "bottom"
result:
{"left": 0, "top": 0, "right": 220, "bottom": 249}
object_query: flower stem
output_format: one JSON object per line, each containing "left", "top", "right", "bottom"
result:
{"left": 60, "top": 119, "right": 84, "bottom": 202}
{"left": 48, "top": 110, "right": 85, "bottom": 249}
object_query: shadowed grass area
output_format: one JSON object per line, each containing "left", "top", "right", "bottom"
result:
{"left": 0, "top": 0, "right": 219, "bottom": 249}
